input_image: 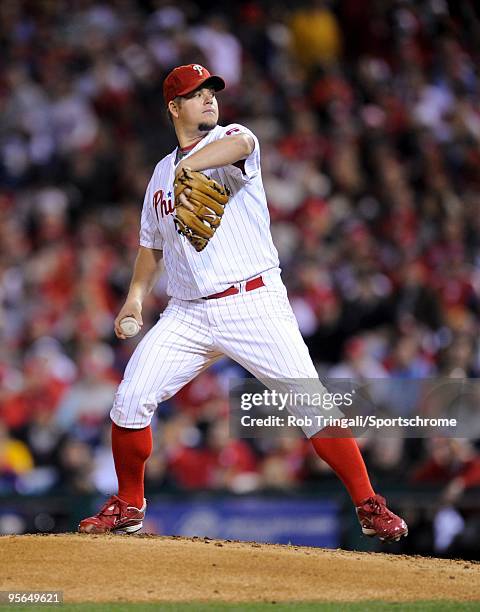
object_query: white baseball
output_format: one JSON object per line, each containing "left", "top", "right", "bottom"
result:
{"left": 119, "top": 316, "right": 141, "bottom": 337}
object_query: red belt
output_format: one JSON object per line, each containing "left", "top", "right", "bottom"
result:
{"left": 203, "top": 276, "right": 265, "bottom": 299}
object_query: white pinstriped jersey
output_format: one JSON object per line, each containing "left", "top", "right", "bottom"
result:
{"left": 139, "top": 124, "right": 280, "bottom": 300}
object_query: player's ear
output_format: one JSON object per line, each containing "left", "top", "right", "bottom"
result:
{"left": 168, "top": 98, "right": 181, "bottom": 120}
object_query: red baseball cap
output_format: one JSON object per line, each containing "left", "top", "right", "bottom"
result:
{"left": 163, "top": 64, "right": 225, "bottom": 106}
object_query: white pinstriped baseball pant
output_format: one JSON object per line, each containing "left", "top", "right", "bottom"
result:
{"left": 110, "top": 269, "right": 329, "bottom": 437}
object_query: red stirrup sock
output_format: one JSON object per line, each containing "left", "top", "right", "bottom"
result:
{"left": 111, "top": 422, "right": 152, "bottom": 509}
{"left": 310, "top": 426, "right": 375, "bottom": 506}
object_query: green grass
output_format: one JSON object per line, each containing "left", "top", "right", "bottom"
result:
{"left": 1, "top": 602, "right": 479, "bottom": 611}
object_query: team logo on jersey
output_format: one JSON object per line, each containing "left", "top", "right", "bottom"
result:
{"left": 192, "top": 64, "right": 204, "bottom": 75}
{"left": 153, "top": 189, "right": 174, "bottom": 220}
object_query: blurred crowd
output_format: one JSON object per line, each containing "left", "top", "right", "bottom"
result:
{"left": 1, "top": 0, "right": 480, "bottom": 551}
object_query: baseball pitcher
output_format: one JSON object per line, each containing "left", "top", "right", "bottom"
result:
{"left": 79, "top": 64, "right": 408, "bottom": 543}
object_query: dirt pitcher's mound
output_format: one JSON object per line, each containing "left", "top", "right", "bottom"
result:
{"left": 1, "top": 534, "right": 479, "bottom": 603}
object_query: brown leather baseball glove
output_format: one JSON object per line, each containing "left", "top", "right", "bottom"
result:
{"left": 173, "top": 167, "right": 230, "bottom": 252}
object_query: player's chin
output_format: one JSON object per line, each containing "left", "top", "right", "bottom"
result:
{"left": 198, "top": 120, "right": 217, "bottom": 132}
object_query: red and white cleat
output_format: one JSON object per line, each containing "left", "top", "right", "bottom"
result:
{"left": 356, "top": 494, "right": 408, "bottom": 543}
{"left": 78, "top": 495, "right": 146, "bottom": 534}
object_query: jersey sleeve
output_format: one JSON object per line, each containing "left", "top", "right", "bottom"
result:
{"left": 139, "top": 174, "right": 164, "bottom": 250}
{"left": 218, "top": 123, "right": 260, "bottom": 183}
